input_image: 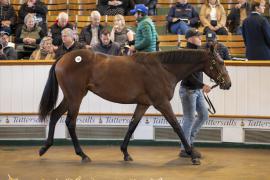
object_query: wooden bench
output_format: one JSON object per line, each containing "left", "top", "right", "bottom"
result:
{"left": 158, "top": 34, "right": 245, "bottom": 57}
{"left": 69, "top": 0, "right": 97, "bottom": 16}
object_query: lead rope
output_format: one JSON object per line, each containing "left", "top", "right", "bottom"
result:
{"left": 204, "top": 84, "right": 218, "bottom": 114}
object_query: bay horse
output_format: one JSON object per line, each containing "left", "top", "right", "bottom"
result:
{"left": 38, "top": 44, "right": 231, "bottom": 165}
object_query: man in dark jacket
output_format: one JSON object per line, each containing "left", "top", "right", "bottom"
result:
{"left": 18, "top": 0, "right": 48, "bottom": 34}
{"left": 167, "top": 0, "right": 199, "bottom": 35}
{"left": 204, "top": 31, "right": 231, "bottom": 60}
{"left": 179, "top": 28, "right": 211, "bottom": 158}
{"left": 55, "top": 28, "right": 84, "bottom": 59}
{"left": 227, "top": 0, "right": 251, "bottom": 35}
{"left": 92, "top": 29, "right": 121, "bottom": 55}
{"left": 50, "top": 12, "right": 74, "bottom": 47}
{"left": 242, "top": 0, "right": 270, "bottom": 60}
{"left": 0, "top": 0, "right": 17, "bottom": 34}
{"left": 79, "top": 11, "right": 103, "bottom": 49}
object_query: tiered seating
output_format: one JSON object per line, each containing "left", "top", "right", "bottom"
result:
{"left": 69, "top": 0, "right": 97, "bottom": 16}
{"left": 44, "top": 0, "right": 68, "bottom": 16}
{"left": 159, "top": 34, "right": 245, "bottom": 57}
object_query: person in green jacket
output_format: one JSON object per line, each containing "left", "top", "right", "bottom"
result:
{"left": 129, "top": 4, "right": 158, "bottom": 52}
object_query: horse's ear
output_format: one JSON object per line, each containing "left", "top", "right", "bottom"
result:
{"left": 206, "top": 41, "right": 216, "bottom": 53}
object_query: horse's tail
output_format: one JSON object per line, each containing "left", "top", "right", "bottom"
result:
{"left": 39, "top": 61, "right": 59, "bottom": 121}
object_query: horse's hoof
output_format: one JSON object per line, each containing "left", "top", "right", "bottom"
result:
{"left": 124, "top": 155, "right": 133, "bottom": 161}
{"left": 192, "top": 158, "right": 201, "bottom": 165}
{"left": 39, "top": 147, "right": 48, "bottom": 156}
{"left": 81, "top": 156, "right": 91, "bottom": 163}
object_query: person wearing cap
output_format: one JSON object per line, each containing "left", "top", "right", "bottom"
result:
{"left": 0, "top": 31, "right": 17, "bottom": 60}
{"left": 130, "top": 0, "right": 157, "bottom": 15}
{"left": 179, "top": 28, "right": 211, "bottom": 158}
{"left": 129, "top": 4, "right": 158, "bottom": 52}
{"left": 167, "top": 0, "right": 200, "bottom": 35}
{"left": 227, "top": 0, "right": 251, "bottom": 35}
{"left": 242, "top": 0, "right": 270, "bottom": 60}
{"left": 204, "top": 31, "right": 231, "bottom": 60}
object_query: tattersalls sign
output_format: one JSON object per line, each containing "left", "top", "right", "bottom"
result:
{"left": 0, "top": 114, "right": 269, "bottom": 129}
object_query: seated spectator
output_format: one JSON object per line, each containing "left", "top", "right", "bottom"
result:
{"left": 130, "top": 0, "right": 157, "bottom": 15}
{"left": 55, "top": 28, "right": 84, "bottom": 59}
{"left": 110, "top": 14, "right": 134, "bottom": 55}
{"left": 0, "top": 31, "right": 17, "bottom": 60}
{"left": 203, "top": 31, "right": 231, "bottom": 60}
{"left": 97, "top": 0, "right": 130, "bottom": 15}
{"left": 227, "top": 0, "right": 251, "bottom": 35}
{"left": 167, "top": 0, "right": 200, "bottom": 35}
{"left": 50, "top": 12, "right": 74, "bottom": 47}
{"left": 0, "top": 0, "right": 17, "bottom": 34}
{"left": 242, "top": 0, "right": 270, "bottom": 60}
{"left": 30, "top": 36, "right": 55, "bottom": 60}
{"left": 200, "top": 0, "right": 228, "bottom": 35}
{"left": 79, "top": 11, "right": 103, "bottom": 49}
{"left": 15, "top": 14, "right": 45, "bottom": 59}
{"left": 18, "top": 0, "right": 48, "bottom": 34}
{"left": 92, "top": 28, "right": 121, "bottom": 56}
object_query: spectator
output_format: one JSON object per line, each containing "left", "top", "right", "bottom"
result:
{"left": 92, "top": 28, "right": 121, "bottom": 56}
{"left": 227, "top": 0, "right": 251, "bottom": 35}
{"left": 30, "top": 36, "right": 55, "bottom": 60}
{"left": 130, "top": 0, "right": 157, "bottom": 15}
{"left": 204, "top": 31, "right": 231, "bottom": 60}
{"left": 129, "top": 4, "right": 158, "bottom": 52}
{"left": 97, "top": 0, "right": 130, "bottom": 15}
{"left": 167, "top": 0, "right": 200, "bottom": 35}
{"left": 110, "top": 14, "right": 134, "bottom": 55}
{"left": 15, "top": 14, "right": 45, "bottom": 59}
{"left": 79, "top": 11, "right": 103, "bottom": 49}
{"left": 55, "top": 28, "right": 84, "bottom": 59}
{"left": 0, "top": 31, "right": 17, "bottom": 60}
{"left": 179, "top": 28, "right": 211, "bottom": 158}
{"left": 18, "top": 0, "right": 48, "bottom": 34}
{"left": 200, "top": 0, "right": 228, "bottom": 35}
{"left": 0, "top": 0, "right": 17, "bottom": 34}
{"left": 242, "top": 0, "right": 270, "bottom": 60}
{"left": 50, "top": 12, "right": 74, "bottom": 47}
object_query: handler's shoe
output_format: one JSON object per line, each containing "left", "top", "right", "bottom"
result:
{"left": 179, "top": 149, "right": 202, "bottom": 158}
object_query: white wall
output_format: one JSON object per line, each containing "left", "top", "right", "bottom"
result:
{"left": 0, "top": 64, "right": 270, "bottom": 116}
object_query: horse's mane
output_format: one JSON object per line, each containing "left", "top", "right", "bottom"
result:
{"left": 133, "top": 49, "right": 207, "bottom": 64}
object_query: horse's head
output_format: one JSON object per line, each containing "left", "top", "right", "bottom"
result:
{"left": 204, "top": 42, "right": 231, "bottom": 90}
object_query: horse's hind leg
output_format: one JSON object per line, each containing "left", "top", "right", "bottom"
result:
{"left": 39, "top": 98, "right": 68, "bottom": 156}
{"left": 154, "top": 101, "right": 200, "bottom": 165}
{"left": 65, "top": 102, "right": 91, "bottom": 163}
{"left": 121, "top": 104, "right": 149, "bottom": 161}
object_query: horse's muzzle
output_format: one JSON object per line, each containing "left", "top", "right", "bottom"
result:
{"left": 220, "top": 82, "right": 231, "bottom": 90}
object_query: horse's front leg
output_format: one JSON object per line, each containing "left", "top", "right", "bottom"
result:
{"left": 66, "top": 108, "right": 91, "bottom": 163}
{"left": 155, "top": 101, "right": 200, "bottom": 165}
{"left": 39, "top": 99, "right": 68, "bottom": 156}
{"left": 121, "top": 104, "right": 149, "bottom": 161}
